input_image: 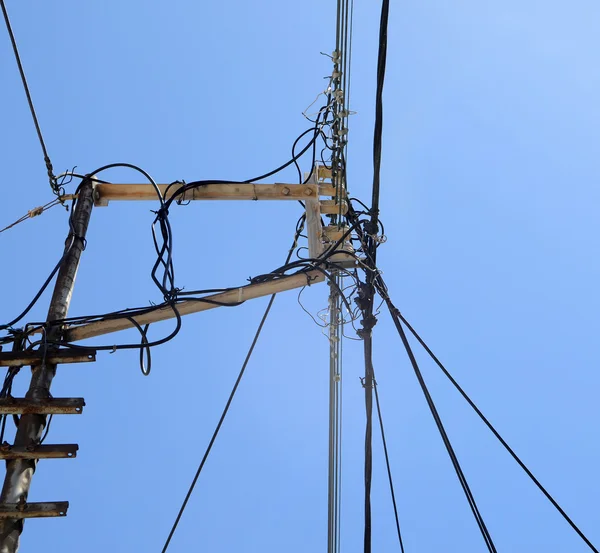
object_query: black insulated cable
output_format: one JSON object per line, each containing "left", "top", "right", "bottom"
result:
{"left": 394, "top": 309, "right": 600, "bottom": 553}
{"left": 384, "top": 299, "right": 498, "bottom": 553}
{"left": 369, "top": 0, "right": 389, "bottom": 229}
{"left": 0, "top": 0, "right": 57, "bottom": 193}
{"left": 160, "top": 221, "right": 307, "bottom": 553}
{"left": 373, "top": 380, "right": 405, "bottom": 553}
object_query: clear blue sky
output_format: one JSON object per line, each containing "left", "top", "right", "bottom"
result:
{"left": 2, "top": 1, "right": 600, "bottom": 551}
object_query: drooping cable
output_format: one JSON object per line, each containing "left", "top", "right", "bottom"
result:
{"left": 0, "top": 101, "right": 340, "bottom": 362}
{"left": 0, "top": 0, "right": 58, "bottom": 193}
{"left": 373, "top": 379, "right": 405, "bottom": 553}
{"left": 383, "top": 298, "right": 498, "bottom": 552}
{"left": 394, "top": 310, "right": 600, "bottom": 553}
{"left": 0, "top": 191, "right": 84, "bottom": 332}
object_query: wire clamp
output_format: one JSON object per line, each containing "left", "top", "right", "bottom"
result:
{"left": 359, "top": 376, "right": 374, "bottom": 389}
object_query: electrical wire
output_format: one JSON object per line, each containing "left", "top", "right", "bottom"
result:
{"left": 373, "top": 379, "right": 405, "bottom": 553}
{"left": 361, "top": 321, "right": 375, "bottom": 553}
{"left": 160, "top": 293, "right": 275, "bottom": 553}
{"left": 369, "top": 0, "right": 389, "bottom": 228}
{"left": 161, "top": 220, "right": 307, "bottom": 552}
{"left": 393, "top": 309, "right": 600, "bottom": 553}
{"left": 384, "top": 298, "right": 497, "bottom": 552}
{"left": 355, "top": 0, "right": 391, "bottom": 549}
{"left": 0, "top": 197, "right": 68, "bottom": 235}
{"left": 0, "top": 227, "right": 76, "bottom": 331}
{"left": 0, "top": 0, "right": 58, "bottom": 193}
{"left": 348, "top": 201, "right": 497, "bottom": 550}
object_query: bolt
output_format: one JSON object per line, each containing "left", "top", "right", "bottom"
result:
{"left": 281, "top": 187, "right": 290, "bottom": 196}
{"left": 0, "top": 442, "right": 9, "bottom": 451}
{"left": 16, "top": 496, "right": 26, "bottom": 511}
{"left": 304, "top": 188, "right": 314, "bottom": 197}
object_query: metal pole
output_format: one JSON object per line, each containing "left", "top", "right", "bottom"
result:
{"left": 0, "top": 179, "right": 94, "bottom": 553}
{"left": 327, "top": 275, "right": 343, "bottom": 553}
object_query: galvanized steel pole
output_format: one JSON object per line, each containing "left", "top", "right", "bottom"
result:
{"left": 327, "top": 275, "right": 343, "bottom": 553}
{"left": 0, "top": 179, "right": 94, "bottom": 552}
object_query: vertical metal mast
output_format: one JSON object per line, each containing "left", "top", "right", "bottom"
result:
{"left": 327, "top": 275, "right": 343, "bottom": 553}
{"left": 327, "top": 1, "right": 352, "bottom": 551}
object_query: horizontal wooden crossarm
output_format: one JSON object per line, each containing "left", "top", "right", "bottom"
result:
{"left": 0, "top": 502, "right": 68, "bottom": 518}
{"left": 64, "top": 270, "right": 326, "bottom": 342}
{"left": 93, "top": 182, "right": 339, "bottom": 206}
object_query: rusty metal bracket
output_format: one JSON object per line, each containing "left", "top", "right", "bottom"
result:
{"left": 0, "top": 398, "right": 85, "bottom": 415}
{"left": 0, "top": 349, "right": 96, "bottom": 367}
{"left": 0, "top": 444, "right": 78, "bottom": 460}
{"left": 0, "top": 501, "right": 68, "bottom": 518}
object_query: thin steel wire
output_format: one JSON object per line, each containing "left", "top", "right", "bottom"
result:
{"left": 0, "top": 0, "right": 57, "bottom": 191}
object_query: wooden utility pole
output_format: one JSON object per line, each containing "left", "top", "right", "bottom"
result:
{"left": 0, "top": 179, "right": 94, "bottom": 553}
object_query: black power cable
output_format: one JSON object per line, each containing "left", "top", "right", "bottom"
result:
{"left": 0, "top": 0, "right": 57, "bottom": 193}
{"left": 384, "top": 298, "right": 498, "bottom": 552}
{"left": 359, "top": 0, "right": 391, "bottom": 550}
{"left": 160, "top": 292, "right": 276, "bottom": 553}
{"left": 369, "top": 0, "right": 389, "bottom": 229}
{"left": 361, "top": 322, "right": 375, "bottom": 553}
{"left": 348, "top": 194, "right": 498, "bottom": 551}
{"left": 373, "top": 379, "right": 405, "bottom": 553}
{"left": 0, "top": 187, "right": 87, "bottom": 332}
{"left": 394, "top": 309, "right": 600, "bottom": 553}
{"left": 160, "top": 222, "right": 307, "bottom": 553}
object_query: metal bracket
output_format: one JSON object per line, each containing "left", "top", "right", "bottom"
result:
{"left": 0, "top": 349, "right": 96, "bottom": 367}
{"left": 0, "top": 501, "right": 69, "bottom": 518}
{"left": 0, "top": 398, "right": 85, "bottom": 415}
{"left": 0, "top": 444, "right": 78, "bottom": 460}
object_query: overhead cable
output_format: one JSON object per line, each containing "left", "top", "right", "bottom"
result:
{"left": 160, "top": 293, "right": 276, "bottom": 553}
{"left": 359, "top": 0, "right": 390, "bottom": 550}
{"left": 0, "top": 0, "right": 58, "bottom": 194}
{"left": 394, "top": 309, "right": 600, "bottom": 553}
{"left": 160, "top": 221, "right": 307, "bottom": 553}
{"left": 0, "top": 197, "right": 68, "bottom": 235}
{"left": 373, "top": 380, "right": 405, "bottom": 553}
{"left": 369, "top": 0, "right": 389, "bottom": 229}
{"left": 383, "top": 299, "right": 498, "bottom": 552}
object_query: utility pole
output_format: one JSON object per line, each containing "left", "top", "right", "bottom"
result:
{"left": 0, "top": 179, "right": 94, "bottom": 553}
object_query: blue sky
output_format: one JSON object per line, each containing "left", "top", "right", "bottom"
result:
{"left": 2, "top": 1, "right": 600, "bottom": 551}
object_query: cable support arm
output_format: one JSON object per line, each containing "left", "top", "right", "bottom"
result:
{"left": 58, "top": 270, "right": 325, "bottom": 343}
